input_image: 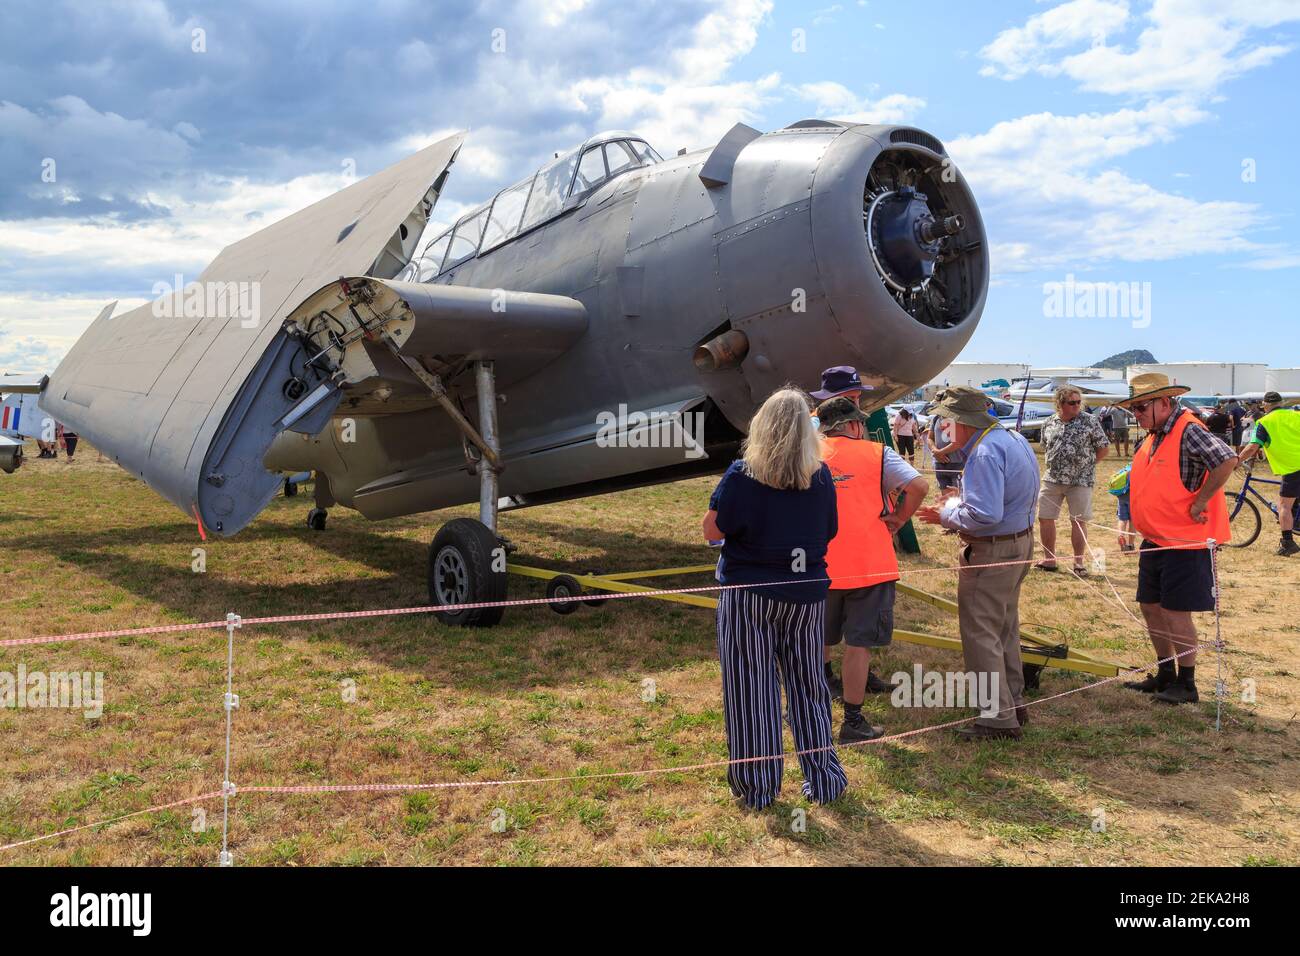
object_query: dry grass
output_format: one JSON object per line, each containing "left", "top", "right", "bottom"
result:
{"left": 1, "top": 440, "right": 1297, "bottom": 866}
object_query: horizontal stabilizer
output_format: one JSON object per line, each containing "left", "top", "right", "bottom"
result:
{"left": 0, "top": 372, "right": 49, "bottom": 395}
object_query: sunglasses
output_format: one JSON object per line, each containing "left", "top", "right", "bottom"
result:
{"left": 1129, "top": 400, "right": 1154, "bottom": 414}
{"left": 1063, "top": 400, "right": 1081, "bottom": 407}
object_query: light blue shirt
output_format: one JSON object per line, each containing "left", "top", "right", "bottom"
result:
{"left": 939, "top": 425, "right": 1040, "bottom": 536}
{"left": 881, "top": 445, "right": 922, "bottom": 491}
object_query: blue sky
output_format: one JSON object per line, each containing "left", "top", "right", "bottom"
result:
{"left": 2, "top": 0, "right": 1298, "bottom": 372}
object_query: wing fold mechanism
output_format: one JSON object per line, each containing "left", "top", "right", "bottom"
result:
{"left": 198, "top": 328, "right": 343, "bottom": 534}
{"left": 282, "top": 276, "right": 588, "bottom": 418}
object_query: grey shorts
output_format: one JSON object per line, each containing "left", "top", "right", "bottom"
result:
{"left": 825, "top": 581, "right": 896, "bottom": 648}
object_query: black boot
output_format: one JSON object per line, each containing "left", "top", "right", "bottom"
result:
{"left": 1155, "top": 666, "right": 1198, "bottom": 704}
{"left": 1124, "top": 663, "right": 1175, "bottom": 693}
{"left": 865, "top": 669, "right": 896, "bottom": 694}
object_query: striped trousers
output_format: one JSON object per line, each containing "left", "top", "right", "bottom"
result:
{"left": 716, "top": 588, "right": 848, "bottom": 810}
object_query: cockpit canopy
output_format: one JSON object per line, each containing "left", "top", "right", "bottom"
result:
{"left": 412, "top": 131, "right": 664, "bottom": 281}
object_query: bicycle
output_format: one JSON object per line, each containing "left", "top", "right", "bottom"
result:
{"left": 1224, "top": 459, "right": 1299, "bottom": 548}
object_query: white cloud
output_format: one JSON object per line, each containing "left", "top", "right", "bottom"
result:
{"left": 811, "top": 4, "right": 843, "bottom": 27}
{"left": 981, "top": 0, "right": 1300, "bottom": 96}
{"left": 980, "top": 0, "right": 1132, "bottom": 80}
{"left": 0, "top": 169, "right": 351, "bottom": 278}
{"left": 968, "top": 2, "right": 1300, "bottom": 272}
{"left": 670, "top": 0, "right": 772, "bottom": 85}
{"left": 535, "top": 0, "right": 593, "bottom": 28}
{"left": 0, "top": 294, "right": 148, "bottom": 369}
{"left": 1240, "top": 251, "right": 1300, "bottom": 270}
{"left": 794, "top": 82, "right": 924, "bottom": 124}
{"left": 949, "top": 100, "right": 1263, "bottom": 270}
{"left": 0, "top": 95, "right": 194, "bottom": 213}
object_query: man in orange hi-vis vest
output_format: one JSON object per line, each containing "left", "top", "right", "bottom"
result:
{"left": 815, "top": 396, "right": 929, "bottom": 743}
{"left": 1117, "top": 373, "right": 1236, "bottom": 705}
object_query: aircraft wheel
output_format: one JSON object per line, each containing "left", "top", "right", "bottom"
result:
{"left": 306, "top": 508, "right": 328, "bottom": 531}
{"left": 429, "top": 518, "right": 506, "bottom": 627}
{"left": 284, "top": 479, "right": 299, "bottom": 497}
{"left": 546, "top": 575, "right": 582, "bottom": 614}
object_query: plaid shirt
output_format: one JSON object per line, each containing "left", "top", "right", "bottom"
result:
{"left": 1143, "top": 407, "right": 1236, "bottom": 492}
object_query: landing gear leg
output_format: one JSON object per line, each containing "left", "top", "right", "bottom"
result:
{"left": 475, "top": 360, "right": 500, "bottom": 533}
{"left": 305, "top": 473, "right": 333, "bottom": 532}
{"left": 426, "top": 360, "right": 508, "bottom": 626}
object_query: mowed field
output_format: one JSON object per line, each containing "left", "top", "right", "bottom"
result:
{"left": 1, "top": 439, "right": 1297, "bottom": 866}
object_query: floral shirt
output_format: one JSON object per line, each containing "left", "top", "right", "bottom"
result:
{"left": 1042, "top": 412, "right": 1109, "bottom": 487}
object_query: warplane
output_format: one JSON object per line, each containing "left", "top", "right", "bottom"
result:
{"left": 41, "top": 120, "right": 988, "bottom": 624}
{"left": 0, "top": 373, "right": 48, "bottom": 473}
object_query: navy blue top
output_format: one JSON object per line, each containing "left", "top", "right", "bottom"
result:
{"left": 709, "top": 460, "right": 838, "bottom": 604}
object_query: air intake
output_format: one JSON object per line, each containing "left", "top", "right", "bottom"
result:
{"left": 889, "top": 128, "right": 944, "bottom": 155}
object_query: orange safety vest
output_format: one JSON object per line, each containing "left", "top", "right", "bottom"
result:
{"left": 822, "top": 436, "right": 899, "bottom": 589}
{"left": 1130, "top": 409, "right": 1230, "bottom": 549}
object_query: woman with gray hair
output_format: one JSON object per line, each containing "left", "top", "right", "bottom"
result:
{"left": 701, "top": 387, "right": 847, "bottom": 810}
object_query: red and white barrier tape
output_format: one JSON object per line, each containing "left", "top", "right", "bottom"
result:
{"left": 0, "top": 540, "right": 1218, "bottom": 650}
{"left": 0, "top": 643, "right": 1209, "bottom": 854}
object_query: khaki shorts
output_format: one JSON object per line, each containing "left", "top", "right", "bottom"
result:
{"left": 1038, "top": 480, "right": 1093, "bottom": 521}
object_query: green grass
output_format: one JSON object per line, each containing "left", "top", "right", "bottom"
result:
{"left": 0, "top": 445, "right": 1297, "bottom": 865}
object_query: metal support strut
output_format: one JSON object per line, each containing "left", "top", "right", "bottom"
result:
{"left": 475, "top": 361, "right": 500, "bottom": 532}
{"left": 381, "top": 334, "right": 502, "bottom": 473}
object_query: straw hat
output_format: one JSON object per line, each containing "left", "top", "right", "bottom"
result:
{"left": 1115, "top": 372, "right": 1190, "bottom": 408}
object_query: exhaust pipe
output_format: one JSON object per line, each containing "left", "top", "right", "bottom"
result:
{"left": 693, "top": 329, "right": 750, "bottom": 371}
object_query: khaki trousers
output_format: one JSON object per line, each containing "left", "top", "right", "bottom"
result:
{"left": 957, "top": 534, "right": 1033, "bottom": 729}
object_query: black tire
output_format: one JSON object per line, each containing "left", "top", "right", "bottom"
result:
{"left": 1224, "top": 490, "right": 1260, "bottom": 548}
{"left": 429, "top": 518, "right": 506, "bottom": 627}
{"left": 284, "top": 479, "right": 298, "bottom": 497}
{"left": 306, "top": 508, "right": 328, "bottom": 531}
{"left": 546, "top": 575, "right": 581, "bottom": 614}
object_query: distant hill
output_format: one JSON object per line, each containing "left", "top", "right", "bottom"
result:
{"left": 1091, "top": 349, "right": 1156, "bottom": 371}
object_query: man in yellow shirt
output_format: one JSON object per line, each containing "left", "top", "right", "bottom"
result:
{"left": 1237, "top": 391, "right": 1300, "bottom": 557}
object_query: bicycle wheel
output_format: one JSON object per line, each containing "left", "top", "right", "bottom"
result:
{"left": 1224, "top": 490, "right": 1260, "bottom": 548}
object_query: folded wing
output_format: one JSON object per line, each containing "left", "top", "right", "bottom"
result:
{"left": 41, "top": 134, "right": 465, "bottom": 535}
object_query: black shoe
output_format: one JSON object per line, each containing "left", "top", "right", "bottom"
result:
{"left": 825, "top": 671, "right": 843, "bottom": 701}
{"left": 865, "top": 669, "right": 895, "bottom": 694}
{"left": 1278, "top": 538, "right": 1300, "bottom": 557}
{"left": 954, "top": 723, "right": 1022, "bottom": 741}
{"left": 1123, "top": 674, "right": 1160, "bottom": 692}
{"left": 1124, "top": 669, "right": 1175, "bottom": 693}
{"left": 839, "top": 716, "right": 885, "bottom": 743}
{"left": 1154, "top": 682, "right": 1199, "bottom": 704}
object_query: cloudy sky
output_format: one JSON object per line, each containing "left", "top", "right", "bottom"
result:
{"left": 2, "top": 0, "right": 1298, "bottom": 372}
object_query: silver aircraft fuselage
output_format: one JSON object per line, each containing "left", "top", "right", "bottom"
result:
{"left": 265, "top": 121, "right": 987, "bottom": 523}
{"left": 45, "top": 120, "right": 988, "bottom": 535}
